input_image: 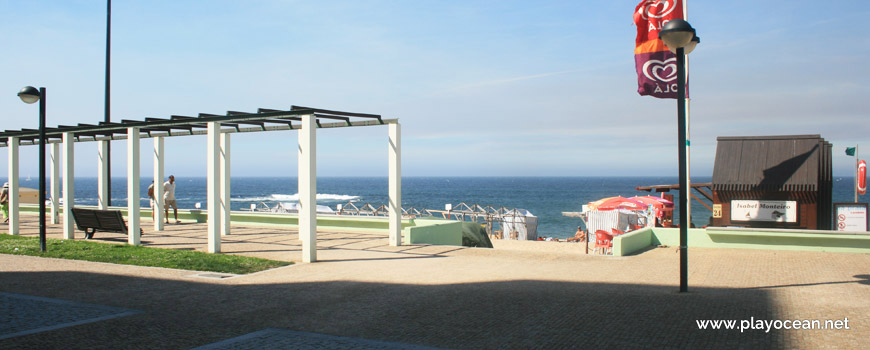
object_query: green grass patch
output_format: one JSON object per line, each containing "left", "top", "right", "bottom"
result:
{"left": 0, "top": 234, "right": 292, "bottom": 274}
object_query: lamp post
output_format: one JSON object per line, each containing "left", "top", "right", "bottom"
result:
{"left": 18, "top": 86, "right": 47, "bottom": 252}
{"left": 659, "top": 19, "right": 699, "bottom": 293}
{"left": 106, "top": 0, "right": 112, "bottom": 207}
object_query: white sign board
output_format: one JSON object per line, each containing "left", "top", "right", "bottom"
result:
{"left": 731, "top": 200, "right": 797, "bottom": 222}
{"left": 834, "top": 204, "right": 868, "bottom": 231}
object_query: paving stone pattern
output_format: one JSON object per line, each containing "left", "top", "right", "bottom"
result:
{"left": 0, "top": 292, "right": 140, "bottom": 340}
{"left": 194, "top": 328, "right": 442, "bottom": 350}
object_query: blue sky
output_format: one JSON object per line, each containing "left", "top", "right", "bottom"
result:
{"left": 1, "top": 1, "right": 868, "bottom": 177}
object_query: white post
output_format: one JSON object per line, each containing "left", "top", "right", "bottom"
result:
{"left": 127, "top": 127, "right": 141, "bottom": 245}
{"left": 97, "top": 140, "right": 109, "bottom": 210}
{"left": 300, "top": 114, "right": 317, "bottom": 263}
{"left": 206, "top": 122, "right": 221, "bottom": 253}
{"left": 153, "top": 136, "right": 165, "bottom": 231}
{"left": 50, "top": 143, "right": 61, "bottom": 224}
{"left": 388, "top": 122, "right": 402, "bottom": 246}
{"left": 220, "top": 132, "right": 231, "bottom": 236}
{"left": 62, "top": 132, "right": 75, "bottom": 239}
{"left": 297, "top": 128, "right": 304, "bottom": 242}
{"left": 7, "top": 137, "right": 19, "bottom": 235}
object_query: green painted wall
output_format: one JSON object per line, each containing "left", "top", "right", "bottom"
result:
{"left": 611, "top": 228, "right": 653, "bottom": 256}
{"left": 613, "top": 227, "right": 870, "bottom": 256}
{"left": 404, "top": 218, "right": 464, "bottom": 246}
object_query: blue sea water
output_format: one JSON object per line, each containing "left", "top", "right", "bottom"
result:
{"left": 2, "top": 176, "right": 860, "bottom": 239}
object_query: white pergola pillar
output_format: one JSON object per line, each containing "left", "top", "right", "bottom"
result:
{"left": 206, "top": 122, "right": 221, "bottom": 253}
{"left": 388, "top": 122, "right": 402, "bottom": 246}
{"left": 50, "top": 143, "right": 60, "bottom": 224}
{"left": 153, "top": 136, "right": 165, "bottom": 231}
{"left": 127, "top": 128, "right": 141, "bottom": 245}
{"left": 220, "top": 132, "right": 231, "bottom": 236}
{"left": 62, "top": 133, "right": 75, "bottom": 239}
{"left": 7, "top": 137, "right": 19, "bottom": 235}
{"left": 299, "top": 115, "right": 317, "bottom": 263}
{"left": 97, "top": 140, "right": 109, "bottom": 210}
{"left": 297, "top": 129, "right": 304, "bottom": 242}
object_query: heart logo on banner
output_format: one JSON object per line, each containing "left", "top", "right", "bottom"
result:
{"left": 638, "top": 0, "right": 676, "bottom": 20}
{"left": 642, "top": 58, "right": 677, "bottom": 82}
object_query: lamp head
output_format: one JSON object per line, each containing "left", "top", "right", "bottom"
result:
{"left": 659, "top": 19, "right": 696, "bottom": 54}
{"left": 18, "top": 86, "right": 41, "bottom": 104}
{"left": 683, "top": 35, "right": 700, "bottom": 55}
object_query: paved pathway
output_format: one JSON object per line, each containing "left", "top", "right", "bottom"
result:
{"left": 2, "top": 215, "right": 869, "bottom": 349}
{"left": 192, "top": 329, "right": 442, "bottom": 350}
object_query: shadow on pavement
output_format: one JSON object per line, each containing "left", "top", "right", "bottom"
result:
{"left": 1, "top": 271, "right": 785, "bottom": 349}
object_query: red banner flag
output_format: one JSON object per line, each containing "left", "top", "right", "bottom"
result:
{"left": 634, "top": 0, "right": 684, "bottom": 99}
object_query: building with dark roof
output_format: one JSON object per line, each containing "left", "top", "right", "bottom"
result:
{"left": 709, "top": 135, "right": 832, "bottom": 229}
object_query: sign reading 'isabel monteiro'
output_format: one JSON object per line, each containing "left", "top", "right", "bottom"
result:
{"left": 731, "top": 200, "right": 798, "bottom": 223}
{"left": 633, "top": 0, "right": 685, "bottom": 99}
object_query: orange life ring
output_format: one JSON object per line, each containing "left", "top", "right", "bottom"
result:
{"left": 859, "top": 160, "right": 867, "bottom": 195}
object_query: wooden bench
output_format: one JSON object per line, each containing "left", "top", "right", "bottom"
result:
{"left": 70, "top": 207, "right": 142, "bottom": 239}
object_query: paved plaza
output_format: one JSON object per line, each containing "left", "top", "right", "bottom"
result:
{"left": 1, "top": 215, "right": 868, "bottom": 349}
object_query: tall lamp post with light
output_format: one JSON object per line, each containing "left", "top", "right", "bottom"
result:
{"left": 659, "top": 19, "right": 699, "bottom": 293}
{"left": 18, "top": 86, "right": 47, "bottom": 252}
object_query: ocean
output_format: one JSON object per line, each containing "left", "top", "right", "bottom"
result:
{"left": 1, "top": 176, "right": 861, "bottom": 239}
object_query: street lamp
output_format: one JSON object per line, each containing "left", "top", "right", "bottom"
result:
{"left": 659, "top": 19, "right": 699, "bottom": 293}
{"left": 18, "top": 86, "right": 47, "bottom": 252}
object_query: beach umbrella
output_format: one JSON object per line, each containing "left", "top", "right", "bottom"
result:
{"left": 645, "top": 195, "right": 674, "bottom": 206}
{"left": 631, "top": 196, "right": 674, "bottom": 210}
{"left": 587, "top": 196, "right": 619, "bottom": 211}
{"left": 592, "top": 196, "right": 647, "bottom": 211}
{"left": 629, "top": 195, "right": 674, "bottom": 218}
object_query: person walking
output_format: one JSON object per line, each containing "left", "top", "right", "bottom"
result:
{"left": 147, "top": 183, "right": 156, "bottom": 220}
{"left": 163, "top": 175, "right": 180, "bottom": 224}
{"left": 1, "top": 182, "right": 9, "bottom": 223}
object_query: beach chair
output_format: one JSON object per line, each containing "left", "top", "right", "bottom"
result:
{"left": 594, "top": 230, "right": 613, "bottom": 255}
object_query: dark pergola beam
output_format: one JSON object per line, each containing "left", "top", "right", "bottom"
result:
{"left": 199, "top": 113, "right": 241, "bottom": 131}
{"left": 142, "top": 118, "right": 176, "bottom": 135}
{"left": 225, "top": 111, "right": 254, "bottom": 131}
{"left": 170, "top": 115, "right": 208, "bottom": 128}
{"left": 291, "top": 105, "right": 381, "bottom": 119}
{"left": 170, "top": 115, "right": 206, "bottom": 135}
{"left": 313, "top": 113, "right": 352, "bottom": 126}
{"left": 232, "top": 120, "right": 267, "bottom": 130}
{"left": 261, "top": 119, "right": 296, "bottom": 125}
{"left": 257, "top": 109, "right": 303, "bottom": 127}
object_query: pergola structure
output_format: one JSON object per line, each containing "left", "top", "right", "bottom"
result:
{"left": 1, "top": 106, "right": 402, "bottom": 263}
